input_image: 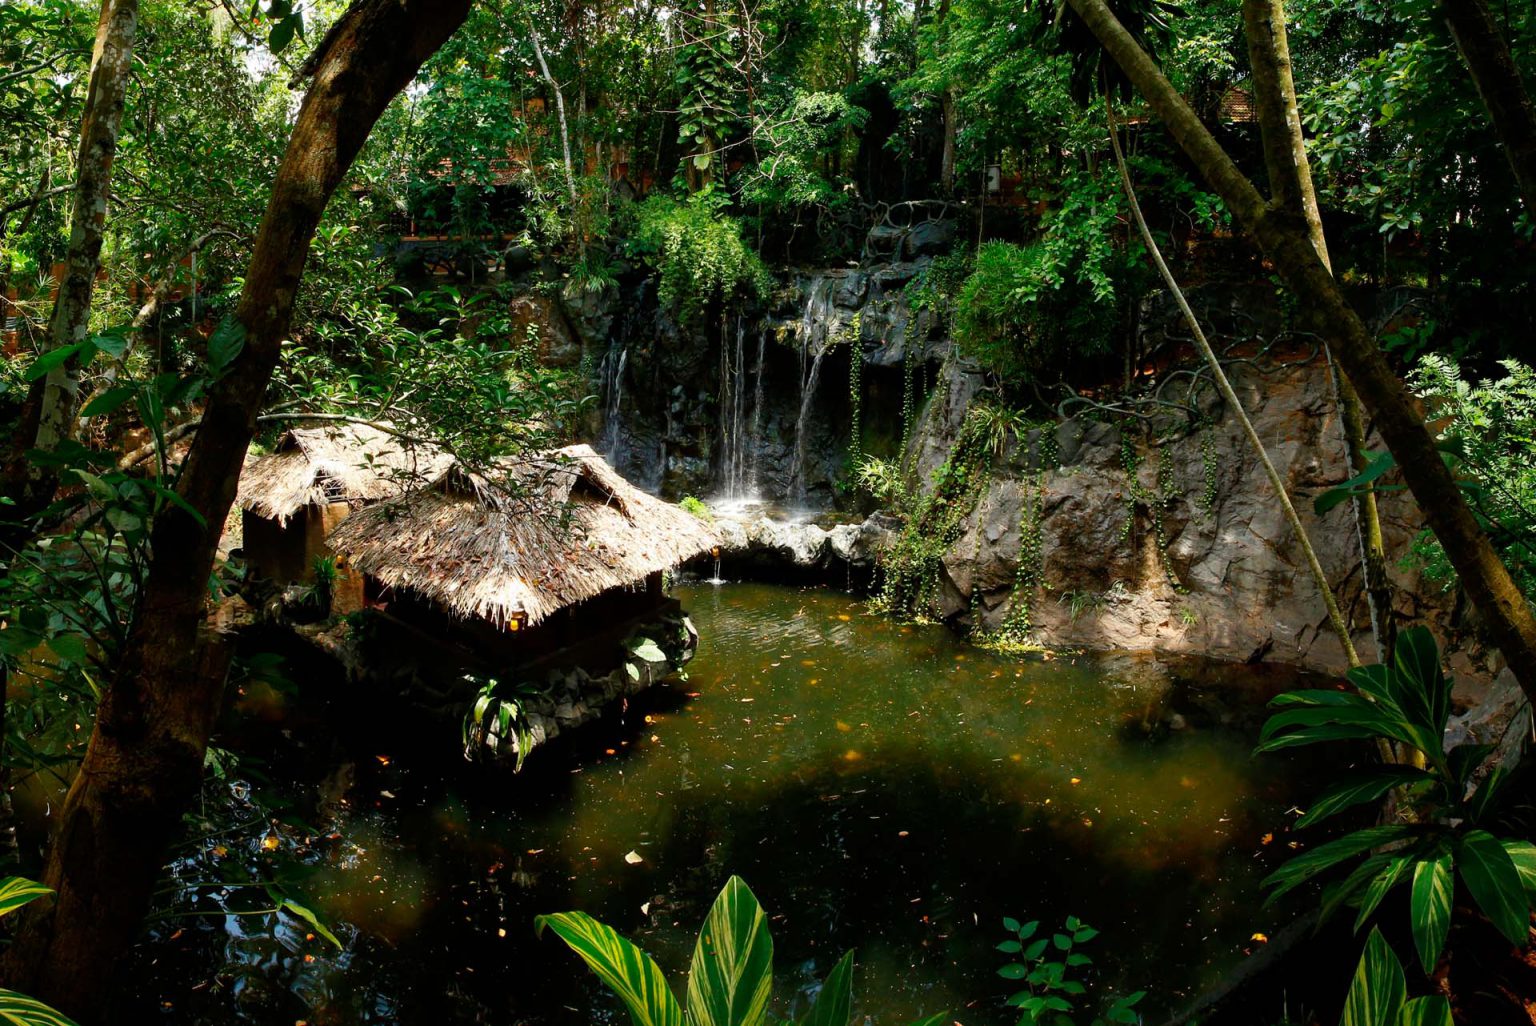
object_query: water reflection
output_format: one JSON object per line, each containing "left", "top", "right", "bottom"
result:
{"left": 116, "top": 583, "right": 1330, "bottom": 1025}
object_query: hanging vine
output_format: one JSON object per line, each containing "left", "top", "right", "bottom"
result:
{"left": 1120, "top": 422, "right": 1188, "bottom": 593}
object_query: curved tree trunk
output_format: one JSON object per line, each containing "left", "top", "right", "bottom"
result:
{"left": 1437, "top": 0, "right": 1536, "bottom": 222}
{"left": 1242, "top": 0, "right": 1394, "bottom": 663}
{"left": 3, "top": 0, "right": 138, "bottom": 520}
{"left": 0, "top": 1, "right": 474, "bottom": 1016}
{"left": 1064, "top": 0, "right": 1536, "bottom": 702}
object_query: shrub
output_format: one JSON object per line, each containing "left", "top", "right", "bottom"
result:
{"left": 953, "top": 240, "right": 1118, "bottom": 384}
{"left": 679, "top": 495, "right": 714, "bottom": 521}
{"left": 628, "top": 195, "right": 772, "bottom": 324}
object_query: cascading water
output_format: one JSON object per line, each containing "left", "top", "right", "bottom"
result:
{"left": 746, "top": 329, "right": 767, "bottom": 496}
{"left": 786, "top": 277, "right": 838, "bottom": 504}
{"left": 600, "top": 344, "right": 628, "bottom": 462}
{"left": 717, "top": 316, "right": 750, "bottom": 500}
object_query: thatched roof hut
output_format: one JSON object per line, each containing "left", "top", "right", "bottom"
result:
{"left": 327, "top": 444, "right": 719, "bottom": 627}
{"left": 237, "top": 422, "right": 453, "bottom": 525}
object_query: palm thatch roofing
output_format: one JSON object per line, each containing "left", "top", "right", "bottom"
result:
{"left": 326, "top": 444, "right": 720, "bottom": 627}
{"left": 237, "top": 422, "right": 454, "bottom": 525}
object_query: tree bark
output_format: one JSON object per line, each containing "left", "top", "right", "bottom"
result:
{"left": 3, "top": 0, "right": 139, "bottom": 513}
{"left": 0, "top": 1, "right": 474, "bottom": 1015}
{"left": 1065, "top": 0, "right": 1536, "bottom": 701}
{"left": 529, "top": 22, "right": 579, "bottom": 212}
{"left": 1242, "top": 0, "right": 1394, "bottom": 663}
{"left": 1437, "top": 0, "right": 1536, "bottom": 222}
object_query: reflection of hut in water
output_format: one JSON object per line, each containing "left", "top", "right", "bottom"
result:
{"left": 235, "top": 423, "right": 451, "bottom": 607}
{"left": 327, "top": 443, "right": 719, "bottom": 672}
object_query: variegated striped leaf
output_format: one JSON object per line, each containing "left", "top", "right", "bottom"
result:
{"left": 0, "top": 988, "right": 81, "bottom": 1026}
{"left": 536, "top": 911, "right": 684, "bottom": 1026}
{"left": 687, "top": 876, "right": 774, "bottom": 1026}
{"left": 0, "top": 877, "right": 52, "bottom": 919}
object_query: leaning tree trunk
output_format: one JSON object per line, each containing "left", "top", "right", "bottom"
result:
{"left": 1437, "top": 0, "right": 1536, "bottom": 222}
{"left": 1064, "top": 0, "right": 1536, "bottom": 703}
{"left": 0, "top": 1, "right": 474, "bottom": 1016}
{"left": 2, "top": 0, "right": 138, "bottom": 518}
{"left": 1242, "top": 0, "right": 1395, "bottom": 663}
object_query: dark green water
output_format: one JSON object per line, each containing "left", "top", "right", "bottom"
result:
{"left": 118, "top": 582, "right": 1328, "bottom": 1025}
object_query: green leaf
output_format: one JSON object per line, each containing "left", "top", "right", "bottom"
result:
{"left": 536, "top": 911, "right": 685, "bottom": 1026}
{"left": 1071, "top": 926, "right": 1098, "bottom": 943}
{"left": 207, "top": 315, "right": 246, "bottom": 374}
{"left": 1393, "top": 627, "right": 1449, "bottom": 733}
{"left": 1022, "top": 938, "right": 1048, "bottom": 960}
{"left": 687, "top": 876, "right": 774, "bottom": 1026}
{"left": 904, "top": 1014, "right": 948, "bottom": 1026}
{"left": 0, "top": 989, "right": 81, "bottom": 1026}
{"left": 1297, "top": 768, "right": 1432, "bottom": 829}
{"left": 1446, "top": 743, "right": 1495, "bottom": 787}
{"left": 1315, "top": 450, "right": 1395, "bottom": 514}
{"left": 1002, "top": 916, "right": 1020, "bottom": 933}
{"left": 1401, "top": 996, "right": 1452, "bottom": 1026}
{"left": 1354, "top": 854, "right": 1414, "bottom": 932}
{"left": 1264, "top": 826, "right": 1418, "bottom": 904}
{"left": 996, "top": 940, "right": 1022, "bottom": 953}
{"left": 0, "top": 877, "right": 52, "bottom": 918}
{"left": 280, "top": 897, "right": 342, "bottom": 949}
{"left": 1340, "top": 929, "right": 1405, "bottom": 1026}
{"left": 997, "top": 963, "right": 1028, "bottom": 980}
{"left": 1456, "top": 830, "right": 1531, "bottom": 946}
{"left": 45, "top": 634, "right": 88, "bottom": 665}
{"left": 631, "top": 641, "right": 667, "bottom": 662}
{"left": 80, "top": 385, "right": 137, "bottom": 418}
{"left": 1410, "top": 853, "right": 1452, "bottom": 974}
{"left": 24, "top": 340, "right": 86, "bottom": 382}
{"left": 1501, "top": 840, "right": 1536, "bottom": 894}
{"left": 269, "top": 13, "right": 298, "bottom": 52}
{"left": 1465, "top": 766, "right": 1508, "bottom": 824}
{"left": 800, "top": 950, "right": 852, "bottom": 1026}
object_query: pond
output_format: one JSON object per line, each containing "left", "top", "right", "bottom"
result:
{"left": 114, "top": 581, "right": 1331, "bottom": 1025}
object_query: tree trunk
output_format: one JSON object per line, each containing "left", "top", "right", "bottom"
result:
{"left": 1437, "top": 0, "right": 1536, "bottom": 222}
{"left": 0, "top": 1, "right": 474, "bottom": 1015}
{"left": 1065, "top": 0, "right": 1536, "bottom": 701}
{"left": 530, "top": 22, "right": 579, "bottom": 212}
{"left": 1242, "top": 0, "right": 1394, "bottom": 663}
{"left": 3, "top": 0, "right": 138, "bottom": 514}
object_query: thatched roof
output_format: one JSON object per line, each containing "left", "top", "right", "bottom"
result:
{"left": 326, "top": 444, "right": 720, "bottom": 626}
{"left": 237, "top": 422, "right": 453, "bottom": 525}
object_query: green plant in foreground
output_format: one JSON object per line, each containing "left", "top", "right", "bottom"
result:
{"left": 680, "top": 496, "right": 714, "bottom": 522}
{"left": 0, "top": 876, "right": 83, "bottom": 1024}
{"left": 996, "top": 915, "right": 1143, "bottom": 1026}
{"left": 538, "top": 875, "right": 947, "bottom": 1026}
{"left": 1257, "top": 626, "right": 1536, "bottom": 974}
{"left": 1338, "top": 928, "right": 1450, "bottom": 1026}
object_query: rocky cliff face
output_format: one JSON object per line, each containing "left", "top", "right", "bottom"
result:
{"left": 912, "top": 355, "right": 1494, "bottom": 683}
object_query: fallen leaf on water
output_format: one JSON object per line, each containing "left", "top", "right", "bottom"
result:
{"left": 624, "top": 850, "right": 644, "bottom": 864}
{"left": 836, "top": 720, "right": 853, "bottom": 732}
{"left": 1070, "top": 777, "right": 1081, "bottom": 785}
{"left": 641, "top": 902, "right": 652, "bottom": 915}
{"left": 1251, "top": 933, "right": 1268, "bottom": 944}
{"left": 843, "top": 750, "right": 862, "bottom": 762}
{"left": 837, "top": 614, "right": 851, "bottom": 621}
{"left": 1260, "top": 832, "right": 1274, "bottom": 845}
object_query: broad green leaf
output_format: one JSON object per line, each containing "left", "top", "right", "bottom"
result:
{"left": 537, "top": 911, "right": 684, "bottom": 1026}
{"left": 207, "top": 316, "right": 246, "bottom": 375}
{"left": 631, "top": 641, "right": 667, "bottom": 662}
{"left": 1501, "top": 840, "right": 1536, "bottom": 894}
{"left": 23, "top": 340, "right": 86, "bottom": 382}
{"left": 80, "top": 385, "right": 136, "bottom": 418}
{"left": 1392, "top": 627, "right": 1449, "bottom": 733}
{"left": 1446, "top": 743, "right": 1495, "bottom": 787}
{"left": 687, "top": 876, "right": 774, "bottom": 1026}
{"left": 1410, "top": 853, "right": 1452, "bottom": 974}
{"left": 0, "top": 989, "right": 81, "bottom": 1026}
{"left": 1465, "top": 766, "right": 1508, "bottom": 824}
{"left": 1264, "top": 826, "right": 1418, "bottom": 904}
{"left": 1323, "top": 853, "right": 1395, "bottom": 925}
{"left": 1297, "top": 768, "right": 1433, "bottom": 829}
{"left": 1315, "top": 450, "right": 1395, "bottom": 514}
{"left": 280, "top": 897, "right": 342, "bottom": 949}
{"left": 905, "top": 1014, "right": 948, "bottom": 1026}
{"left": 1354, "top": 854, "right": 1414, "bottom": 932}
{"left": 0, "top": 877, "right": 51, "bottom": 918}
{"left": 1456, "top": 830, "right": 1531, "bottom": 946}
{"left": 1401, "top": 996, "right": 1452, "bottom": 1026}
{"left": 1340, "top": 929, "right": 1405, "bottom": 1026}
{"left": 800, "top": 950, "right": 852, "bottom": 1026}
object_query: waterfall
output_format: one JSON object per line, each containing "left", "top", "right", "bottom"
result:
{"left": 718, "top": 316, "right": 752, "bottom": 499}
{"left": 747, "top": 328, "right": 767, "bottom": 496}
{"left": 601, "top": 344, "right": 628, "bottom": 462}
{"left": 788, "top": 345, "right": 827, "bottom": 504}
{"left": 786, "top": 277, "right": 838, "bottom": 505}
